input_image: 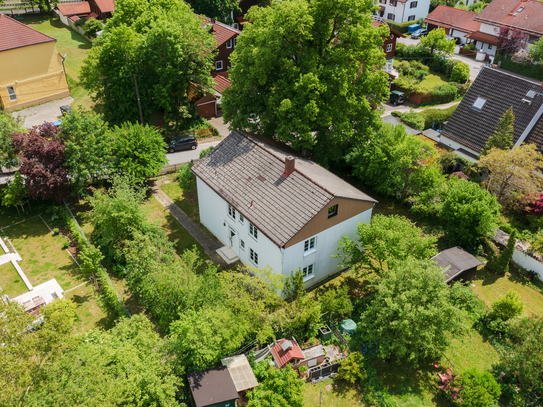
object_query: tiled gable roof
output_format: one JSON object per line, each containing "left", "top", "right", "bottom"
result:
{"left": 270, "top": 339, "right": 305, "bottom": 368}
{"left": 205, "top": 18, "right": 241, "bottom": 45}
{"left": 92, "top": 0, "right": 114, "bottom": 13}
{"left": 0, "top": 15, "right": 56, "bottom": 52}
{"left": 191, "top": 131, "right": 376, "bottom": 247}
{"left": 474, "top": 0, "right": 543, "bottom": 36}
{"left": 212, "top": 73, "right": 231, "bottom": 94}
{"left": 442, "top": 67, "right": 543, "bottom": 153}
{"left": 424, "top": 5, "right": 480, "bottom": 34}
{"left": 56, "top": 2, "right": 91, "bottom": 16}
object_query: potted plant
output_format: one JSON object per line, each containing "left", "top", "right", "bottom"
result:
{"left": 298, "top": 365, "right": 308, "bottom": 377}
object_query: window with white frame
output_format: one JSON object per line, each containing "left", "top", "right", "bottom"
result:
{"left": 250, "top": 248, "right": 258, "bottom": 265}
{"left": 239, "top": 214, "right": 245, "bottom": 224}
{"left": 249, "top": 223, "right": 258, "bottom": 239}
{"left": 302, "top": 264, "right": 314, "bottom": 279}
{"left": 226, "top": 39, "right": 233, "bottom": 49}
{"left": 304, "top": 237, "right": 316, "bottom": 252}
{"left": 228, "top": 204, "right": 237, "bottom": 220}
{"left": 387, "top": 13, "right": 395, "bottom": 20}
{"left": 6, "top": 86, "right": 17, "bottom": 102}
{"left": 389, "top": 0, "right": 397, "bottom": 6}
{"left": 240, "top": 239, "right": 245, "bottom": 250}
{"left": 215, "top": 60, "right": 223, "bottom": 70}
{"left": 233, "top": 23, "right": 239, "bottom": 30}
{"left": 410, "top": 1, "right": 417, "bottom": 7}
{"left": 407, "top": 15, "right": 416, "bottom": 21}
{"left": 386, "top": 43, "right": 393, "bottom": 53}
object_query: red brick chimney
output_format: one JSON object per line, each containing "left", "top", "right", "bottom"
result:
{"left": 283, "top": 156, "right": 295, "bottom": 177}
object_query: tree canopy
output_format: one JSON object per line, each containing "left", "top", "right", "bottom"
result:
{"left": 81, "top": 0, "right": 216, "bottom": 127}
{"left": 191, "top": 0, "right": 241, "bottom": 24}
{"left": 0, "top": 110, "right": 22, "bottom": 171}
{"left": 419, "top": 28, "right": 455, "bottom": 56}
{"left": 222, "top": 0, "right": 389, "bottom": 163}
{"left": 481, "top": 106, "right": 514, "bottom": 155}
{"left": 357, "top": 258, "right": 464, "bottom": 366}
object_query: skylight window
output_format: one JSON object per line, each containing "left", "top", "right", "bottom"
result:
{"left": 526, "top": 90, "right": 536, "bottom": 98}
{"left": 472, "top": 97, "right": 487, "bottom": 112}
{"left": 517, "top": 6, "right": 524, "bottom": 12}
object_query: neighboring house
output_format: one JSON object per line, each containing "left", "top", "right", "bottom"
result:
{"left": 191, "top": 73, "right": 231, "bottom": 118}
{"left": 376, "top": 0, "right": 431, "bottom": 24}
{"left": 440, "top": 67, "right": 543, "bottom": 159}
{"left": 87, "top": 0, "right": 115, "bottom": 20}
{"left": 204, "top": 18, "right": 241, "bottom": 74}
{"left": 469, "top": 0, "right": 543, "bottom": 56}
{"left": 270, "top": 339, "right": 305, "bottom": 368}
{"left": 0, "top": 15, "right": 70, "bottom": 111}
{"left": 431, "top": 246, "right": 483, "bottom": 283}
{"left": 372, "top": 16, "right": 405, "bottom": 73}
{"left": 56, "top": 3, "right": 99, "bottom": 30}
{"left": 424, "top": 6, "right": 480, "bottom": 45}
{"left": 187, "top": 366, "right": 239, "bottom": 407}
{"left": 191, "top": 130, "right": 378, "bottom": 287}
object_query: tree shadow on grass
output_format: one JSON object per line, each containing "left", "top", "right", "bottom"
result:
{"left": 475, "top": 267, "right": 501, "bottom": 287}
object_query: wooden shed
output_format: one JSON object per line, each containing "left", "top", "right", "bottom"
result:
{"left": 187, "top": 366, "right": 239, "bottom": 407}
{"left": 432, "top": 246, "right": 483, "bottom": 283}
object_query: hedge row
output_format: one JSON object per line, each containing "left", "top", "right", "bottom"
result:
{"left": 61, "top": 206, "right": 127, "bottom": 317}
{"left": 387, "top": 20, "right": 415, "bottom": 34}
{"left": 393, "top": 104, "right": 459, "bottom": 131}
{"left": 496, "top": 55, "right": 543, "bottom": 81}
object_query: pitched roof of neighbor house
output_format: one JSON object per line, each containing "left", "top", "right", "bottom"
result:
{"left": 56, "top": 2, "right": 91, "bottom": 16}
{"left": 92, "top": 0, "right": 115, "bottom": 13}
{"left": 0, "top": 15, "right": 56, "bottom": 52}
{"left": 212, "top": 73, "right": 231, "bottom": 94}
{"left": 270, "top": 339, "right": 305, "bottom": 368}
{"left": 432, "top": 246, "right": 483, "bottom": 282}
{"left": 424, "top": 5, "right": 480, "bottom": 34}
{"left": 205, "top": 18, "right": 241, "bottom": 45}
{"left": 466, "top": 30, "right": 500, "bottom": 45}
{"left": 187, "top": 366, "right": 239, "bottom": 407}
{"left": 191, "top": 130, "right": 377, "bottom": 247}
{"left": 441, "top": 67, "right": 543, "bottom": 154}
{"left": 221, "top": 354, "right": 259, "bottom": 392}
{"left": 474, "top": 0, "right": 543, "bottom": 36}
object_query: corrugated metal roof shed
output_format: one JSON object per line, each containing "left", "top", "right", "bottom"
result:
{"left": 432, "top": 246, "right": 483, "bottom": 282}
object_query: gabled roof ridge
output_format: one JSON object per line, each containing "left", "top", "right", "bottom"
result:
{"left": 214, "top": 20, "right": 242, "bottom": 35}
{"left": 0, "top": 15, "right": 56, "bottom": 52}
{"left": 236, "top": 130, "right": 337, "bottom": 198}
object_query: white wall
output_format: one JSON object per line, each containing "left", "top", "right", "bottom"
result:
{"left": 479, "top": 22, "right": 498, "bottom": 36}
{"left": 477, "top": 41, "right": 497, "bottom": 56}
{"left": 283, "top": 208, "right": 373, "bottom": 288}
{"left": 196, "top": 178, "right": 283, "bottom": 274}
{"left": 451, "top": 29, "right": 469, "bottom": 44}
{"left": 512, "top": 250, "right": 543, "bottom": 281}
{"left": 381, "top": 0, "right": 430, "bottom": 23}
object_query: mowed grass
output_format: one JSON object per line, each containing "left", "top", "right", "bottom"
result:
{"left": 472, "top": 267, "right": 543, "bottom": 317}
{"left": 302, "top": 379, "right": 362, "bottom": 407}
{"left": 3, "top": 217, "right": 84, "bottom": 290}
{"left": 159, "top": 173, "right": 200, "bottom": 223}
{"left": 418, "top": 72, "right": 449, "bottom": 89}
{"left": 64, "top": 283, "right": 116, "bottom": 333}
{"left": 23, "top": 15, "right": 94, "bottom": 109}
{"left": 0, "top": 261, "right": 28, "bottom": 298}
{"left": 144, "top": 195, "right": 210, "bottom": 260}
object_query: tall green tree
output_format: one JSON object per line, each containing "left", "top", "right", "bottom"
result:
{"left": 0, "top": 110, "right": 22, "bottom": 171}
{"left": 481, "top": 106, "right": 514, "bottom": 155}
{"left": 357, "top": 259, "right": 464, "bottom": 366}
{"left": 109, "top": 123, "right": 167, "bottom": 183}
{"left": 337, "top": 214, "right": 438, "bottom": 275}
{"left": 346, "top": 123, "right": 437, "bottom": 202}
{"left": 222, "top": 0, "right": 389, "bottom": 163}
{"left": 60, "top": 107, "right": 112, "bottom": 196}
{"left": 81, "top": 0, "right": 216, "bottom": 127}
{"left": 319, "top": 285, "right": 353, "bottom": 323}
{"left": 247, "top": 363, "right": 304, "bottom": 407}
{"left": 440, "top": 178, "right": 501, "bottom": 249}
{"left": 191, "top": 0, "right": 241, "bottom": 24}
{"left": 0, "top": 172, "right": 28, "bottom": 215}
{"left": 530, "top": 37, "right": 543, "bottom": 64}
{"left": 419, "top": 28, "right": 456, "bottom": 55}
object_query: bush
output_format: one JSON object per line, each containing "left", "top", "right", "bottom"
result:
{"left": 397, "top": 44, "right": 432, "bottom": 60}
{"left": 399, "top": 110, "right": 425, "bottom": 130}
{"left": 421, "top": 103, "right": 458, "bottom": 129}
{"left": 449, "top": 81, "right": 471, "bottom": 96}
{"left": 83, "top": 18, "right": 104, "bottom": 38}
{"left": 397, "top": 60, "right": 411, "bottom": 76}
{"left": 450, "top": 62, "right": 470, "bottom": 83}
{"left": 177, "top": 163, "right": 195, "bottom": 189}
{"left": 395, "top": 42, "right": 405, "bottom": 55}
{"left": 457, "top": 368, "right": 501, "bottom": 407}
{"left": 496, "top": 55, "right": 543, "bottom": 81}
{"left": 336, "top": 352, "right": 367, "bottom": 384}
{"left": 393, "top": 76, "right": 430, "bottom": 97}
{"left": 52, "top": 228, "right": 59, "bottom": 235}
{"left": 199, "top": 146, "right": 214, "bottom": 159}
{"left": 464, "top": 43, "right": 476, "bottom": 51}
{"left": 492, "top": 291, "right": 524, "bottom": 321}
{"left": 431, "top": 84, "right": 458, "bottom": 98}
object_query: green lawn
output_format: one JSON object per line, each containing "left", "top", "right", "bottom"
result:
{"left": 302, "top": 379, "right": 362, "bottom": 407}
{"left": 159, "top": 173, "right": 200, "bottom": 223}
{"left": 23, "top": 15, "right": 93, "bottom": 109}
{"left": 3, "top": 217, "right": 84, "bottom": 290}
{"left": 418, "top": 72, "right": 449, "bottom": 89}
{"left": 64, "top": 283, "right": 116, "bottom": 333}
{"left": 0, "top": 261, "right": 28, "bottom": 298}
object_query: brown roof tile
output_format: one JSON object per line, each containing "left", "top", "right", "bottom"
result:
{"left": 205, "top": 18, "right": 241, "bottom": 45}
{"left": 187, "top": 366, "right": 239, "bottom": 407}
{"left": 466, "top": 30, "right": 500, "bottom": 45}
{"left": 0, "top": 15, "right": 56, "bottom": 52}
{"left": 474, "top": 0, "right": 543, "bottom": 36}
{"left": 56, "top": 2, "right": 91, "bottom": 16}
{"left": 424, "top": 5, "right": 480, "bottom": 34}
{"left": 442, "top": 67, "right": 543, "bottom": 153}
{"left": 92, "top": 0, "right": 114, "bottom": 13}
{"left": 271, "top": 339, "right": 305, "bottom": 368}
{"left": 191, "top": 131, "right": 376, "bottom": 247}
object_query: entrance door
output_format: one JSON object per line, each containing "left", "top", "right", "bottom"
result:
{"left": 228, "top": 226, "right": 236, "bottom": 247}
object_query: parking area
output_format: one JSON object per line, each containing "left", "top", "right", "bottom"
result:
{"left": 10, "top": 97, "right": 74, "bottom": 129}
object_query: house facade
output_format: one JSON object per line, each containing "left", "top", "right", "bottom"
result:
{"left": 0, "top": 15, "right": 70, "bottom": 111}
{"left": 377, "top": 0, "right": 431, "bottom": 24}
{"left": 191, "top": 73, "right": 231, "bottom": 118}
{"left": 191, "top": 131, "right": 377, "bottom": 287}
{"left": 424, "top": 6, "right": 480, "bottom": 45}
{"left": 441, "top": 66, "right": 543, "bottom": 159}
{"left": 204, "top": 18, "right": 241, "bottom": 74}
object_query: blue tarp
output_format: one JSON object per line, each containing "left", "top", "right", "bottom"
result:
{"left": 408, "top": 24, "right": 420, "bottom": 32}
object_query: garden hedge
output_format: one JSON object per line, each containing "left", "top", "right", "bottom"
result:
{"left": 393, "top": 104, "right": 459, "bottom": 131}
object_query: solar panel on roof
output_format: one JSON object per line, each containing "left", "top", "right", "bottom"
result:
{"left": 472, "top": 97, "right": 487, "bottom": 112}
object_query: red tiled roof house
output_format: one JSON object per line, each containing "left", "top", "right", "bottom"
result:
{"left": 424, "top": 5, "right": 480, "bottom": 45}
{"left": 270, "top": 339, "right": 305, "bottom": 368}
{"left": 0, "top": 15, "right": 70, "bottom": 111}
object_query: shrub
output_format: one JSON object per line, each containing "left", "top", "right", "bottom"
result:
{"left": 83, "top": 18, "right": 104, "bottom": 38}
{"left": 450, "top": 171, "right": 469, "bottom": 180}
{"left": 53, "top": 228, "right": 59, "bottom": 235}
{"left": 493, "top": 230, "right": 516, "bottom": 275}
{"left": 492, "top": 291, "right": 524, "bottom": 321}
{"left": 399, "top": 110, "right": 425, "bottom": 130}
{"left": 395, "top": 42, "right": 406, "bottom": 55}
{"left": 431, "top": 84, "right": 458, "bottom": 98}
{"left": 420, "top": 103, "right": 458, "bottom": 130}
{"left": 464, "top": 43, "right": 476, "bottom": 51}
{"left": 298, "top": 365, "right": 308, "bottom": 374}
{"left": 511, "top": 49, "right": 533, "bottom": 66}
{"left": 177, "top": 163, "right": 195, "bottom": 189}
{"left": 199, "top": 146, "right": 214, "bottom": 159}
{"left": 450, "top": 62, "right": 470, "bottom": 83}
{"left": 397, "top": 44, "right": 432, "bottom": 60}
{"left": 337, "top": 352, "right": 367, "bottom": 384}
{"left": 397, "top": 60, "right": 411, "bottom": 75}
{"left": 458, "top": 368, "right": 501, "bottom": 407}
{"left": 449, "top": 81, "right": 471, "bottom": 96}
{"left": 393, "top": 76, "right": 430, "bottom": 97}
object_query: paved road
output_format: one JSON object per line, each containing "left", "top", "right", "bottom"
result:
{"left": 166, "top": 139, "right": 223, "bottom": 165}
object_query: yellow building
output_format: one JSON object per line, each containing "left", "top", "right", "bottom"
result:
{"left": 0, "top": 15, "right": 70, "bottom": 111}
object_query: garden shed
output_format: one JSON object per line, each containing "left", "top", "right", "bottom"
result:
{"left": 221, "top": 354, "right": 258, "bottom": 393}
{"left": 270, "top": 339, "right": 305, "bottom": 368}
{"left": 431, "top": 246, "right": 483, "bottom": 283}
{"left": 187, "top": 366, "right": 239, "bottom": 407}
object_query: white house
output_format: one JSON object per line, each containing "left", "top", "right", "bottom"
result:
{"left": 191, "top": 130, "right": 377, "bottom": 287}
{"left": 376, "top": 0, "right": 431, "bottom": 24}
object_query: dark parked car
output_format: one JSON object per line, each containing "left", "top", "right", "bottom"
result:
{"left": 411, "top": 28, "right": 428, "bottom": 39}
{"left": 390, "top": 90, "right": 405, "bottom": 106}
{"left": 165, "top": 136, "right": 198, "bottom": 153}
